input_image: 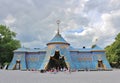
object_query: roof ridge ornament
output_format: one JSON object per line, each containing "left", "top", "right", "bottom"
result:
{"left": 56, "top": 20, "right": 61, "bottom": 35}
{"left": 92, "top": 38, "right": 98, "bottom": 48}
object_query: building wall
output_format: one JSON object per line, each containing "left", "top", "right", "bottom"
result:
{"left": 8, "top": 52, "right": 27, "bottom": 70}
{"left": 8, "top": 51, "right": 46, "bottom": 70}
{"left": 70, "top": 51, "right": 111, "bottom": 70}
{"left": 8, "top": 49, "right": 111, "bottom": 70}
{"left": 70, "top": 51, "right": 93, "bottom": 70}
{"left": 26, "top": 52, "right": 46, "bottom": 70}
{"left": 92, "top": 51, "right": 111, "bottom": 69}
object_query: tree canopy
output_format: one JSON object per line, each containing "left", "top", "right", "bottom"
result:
{"left": 0, "top": 25, "right": 21, "bottom": 66}
{"left": 105, "top": 33, "right": 120, "bottom": 68}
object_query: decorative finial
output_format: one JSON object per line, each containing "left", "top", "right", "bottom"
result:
{"left": 92, "top": 38, "right": 98, "bottom": 48}
{"left": 56, "top": 20, "right": 61, "bottom": 34}
{"left": 95, "top": 38, "right": 98, "bottom": 45}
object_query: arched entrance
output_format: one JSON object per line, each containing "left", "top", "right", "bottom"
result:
{"left": 46, "top": 50, "right": 67, "bottom": 71}
{"left": 13, "top": 59, "right": 21, "bottom": 70}
{"left": 97, "top": 60, "right": 104, "bottom": 70}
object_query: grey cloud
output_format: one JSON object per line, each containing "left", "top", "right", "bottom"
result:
{"left": 84, "top": 0, "right": 109, "bottom": 13}
{"left": 110, "top": 13, "right": 120, "bottom": 30}
{"left": 64, "top": 30, "right": 94, "bottom": 48}
{"left": 0, "top": 0, "right": 119, "bottom": 48}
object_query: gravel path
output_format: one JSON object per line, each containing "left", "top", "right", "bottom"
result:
{"left": 0, "top": 70, "right": 120, "bottom": 83}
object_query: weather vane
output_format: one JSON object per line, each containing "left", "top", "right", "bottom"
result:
{"left": 56, "top": 20, "right": 61, "bottom": 34}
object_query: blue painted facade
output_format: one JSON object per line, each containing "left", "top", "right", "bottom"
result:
{"left": 8, "top": 32, "right": 112, "bottom": 70}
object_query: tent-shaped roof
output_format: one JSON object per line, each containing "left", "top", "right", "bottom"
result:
{"left": 92, "top": 45, "right": 104, "bottom": 51}
{"left": 47, "top": 33, "right": 70, "bottom": 45}
{"left": 79, "top": 48, "right": 92, "bottom": 52}
{"left": 14, "top": 47, "right": 47, "bottom": 52}
{"left": 14, "top": 47, "right": 29, "bottom": 52}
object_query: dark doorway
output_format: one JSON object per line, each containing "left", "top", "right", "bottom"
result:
{"left": 46, "top": 51, "right": 67, "bottom": 71}
{"left": 98, "top": 60, "right": 104, "bottom": 69}
{"left": 13, "top": 59, "right": 21, "bottom": 70}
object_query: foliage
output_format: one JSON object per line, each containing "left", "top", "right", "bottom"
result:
{"left": 105, "top": 33, "right": 120, "bottom": 68}
{"left": 0, "top": 25, "right": 21, "bottom": 66}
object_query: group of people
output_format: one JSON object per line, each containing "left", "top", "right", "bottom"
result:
{"left": 40, "top": 67, "right": 71, "bottom": 74}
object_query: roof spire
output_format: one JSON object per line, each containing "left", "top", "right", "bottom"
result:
{"left": 56, "top": 20, "right": 61, "bottom": 34}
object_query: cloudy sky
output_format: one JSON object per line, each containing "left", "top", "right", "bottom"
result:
{"left": 0, "top": 0, "right": 120, "bottom": 48}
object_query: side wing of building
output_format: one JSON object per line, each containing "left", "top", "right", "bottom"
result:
{"left": 69, "top": 46, "right": 112, "bottom": 70}
{"left": 8, "top": 47, "right": 46, "bottom": 70}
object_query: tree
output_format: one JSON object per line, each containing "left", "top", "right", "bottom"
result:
{"left": 0, "top": 25, "right": 21, "bottom": 66}
{"left": 105, "top": 33, "right": 120, "bottom": 68}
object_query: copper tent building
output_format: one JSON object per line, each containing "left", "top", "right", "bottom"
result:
{"left": 8, "top": 21, "right": 112, "bottom": 71}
